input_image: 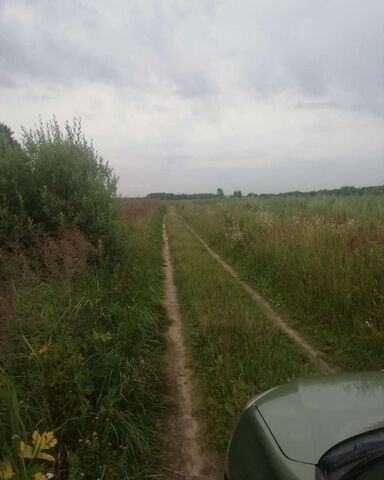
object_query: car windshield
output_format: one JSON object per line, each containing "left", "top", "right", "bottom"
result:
{"left": 318, "top": 429, "right": 384, "bottom": 480}
{"left": 348, "top": 456, "right": 384, "bottom": 479}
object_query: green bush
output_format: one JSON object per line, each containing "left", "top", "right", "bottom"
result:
{"left": 0, "top": 118, "right": 117, "bottom": 249}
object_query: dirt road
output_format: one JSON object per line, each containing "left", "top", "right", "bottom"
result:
{"left": 179, "top": 216, "right": 338, "bottom": 375}
{"left": 162, "top": 219, "right": 221, "bottom": 480}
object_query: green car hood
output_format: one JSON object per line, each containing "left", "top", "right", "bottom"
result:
{"left": 255, "top": 372, "right": 384, "bottom": 465}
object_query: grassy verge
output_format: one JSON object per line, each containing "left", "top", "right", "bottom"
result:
{"left": 0, "top": 204, "right": 166, "bottom": 479}
{"left": 166, "top": 211, "right": 318, "bottom": 455}
{"left": 178, "top": 197, "right": 384, "bottom": 371}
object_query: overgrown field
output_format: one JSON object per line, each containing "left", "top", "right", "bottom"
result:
{"left": 167, "top": 211, "right": 317, "bottom": 453}
{"left": 178, "top": 196, "right": 384, "bottom": 370}
{"left": 0, "top": 121, "right": 165, "bottom": 479}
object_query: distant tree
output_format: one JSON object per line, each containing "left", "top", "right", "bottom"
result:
{"left": 146, "top": 184, "right": 384, "bottom": 201}
{"left": 146, "top": 192, "right": 217, "bottom": 200}
{"left": 337, "top": 186, "right": 357, "bottom": 196}
{"left": 0, "top": 122, "right": 20, "bottom": 148}
{"left": 217, "top": 187, "right": 224, "bottom": 197}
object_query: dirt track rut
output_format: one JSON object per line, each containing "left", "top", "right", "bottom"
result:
{"left": 162, "top": 219, "right": 221, "bottom": 480}
{"left": 179, "top": 216, "right": 339, "bottom": 375}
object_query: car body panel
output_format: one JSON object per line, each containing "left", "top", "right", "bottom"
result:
{"left": 255, "top": 372, "right": 384, "bottom": 464}
{"left": 227, "top": 404, "right": 315, "bottom": 480}
{"left": 226, "top": 372, "right": 384, "bottom": 480}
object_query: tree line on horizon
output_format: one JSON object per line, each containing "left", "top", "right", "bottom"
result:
{"left": 146, "top": 184, "right": 384, "bottom": 200}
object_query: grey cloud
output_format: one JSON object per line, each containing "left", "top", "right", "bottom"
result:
{"left": 2, "top": 0, "right": 384, "bottom": 113}
{"left": 222, "top": 1, "right": 384, "bottom": 113}
{"left": 0, "top": 71, "right": 16, "bottom": 87}
{"left": 1, "top": 0, "right": 384, "bottom": 196}
{"left": 0, "top": 5, "right": 120, "bottom": 86}
{"left": 173, "top": 72, "right": 215, "bottom": 98}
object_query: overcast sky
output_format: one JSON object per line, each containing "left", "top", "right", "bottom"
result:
{"left": 1, "top": 0, "right": 384, "bottom": 196}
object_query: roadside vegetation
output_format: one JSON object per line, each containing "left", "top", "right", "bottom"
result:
{"left": 166, "top": 211, "right": 317, "bottom": 454}
{"left": 177, "top": 196, "right": 384, "bottom": 370}
{"left": 0, "top": 120, "right": 165, "bottom": 479}
{"left": 3, "top": 116, "right": 383, "bottom": 477}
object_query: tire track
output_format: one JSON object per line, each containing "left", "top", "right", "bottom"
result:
{"left": 162, "top": 218, "right": 221, "bottom": 480}
{"left": 178, "top": 215, "right": 339, "bottom": 375}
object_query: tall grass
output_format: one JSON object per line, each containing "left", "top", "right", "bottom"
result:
{"left": 178, "top": 195, "right": 384, "bottom": 369}
{"left": 0, "top": 119, "right": 166, "bottom": 479}
{"left": 167, "top": 212, "right": 317, "bottom": 454}
{"left": 1, "top": 208, "right": 166, "bottom": 479}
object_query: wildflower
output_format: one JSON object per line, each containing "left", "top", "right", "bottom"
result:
{"left": 33, "top": 473, "right": 47, "bottom": 480}
{"left": 0, "top": 462, "right": 14, "bottom": 480}
{"left": 19, "top": 441, "right": 33, "bottom": 459}
{"left": 91, "top": 431, "right": 97, "bottom": 439}
{"left": 38, "top": 344, "right": 50, "bottom": 354}
{"left": 32, "top": 430, "right": 57, "bottom": 450}
{"left": 36, "top": 452, "right": 55, "bottom": 463}
{"left": 20, "top": 430, "right": 57, "bottom": 462}
{"left": 346, "top": 218, "right": 355, "bottom": 227}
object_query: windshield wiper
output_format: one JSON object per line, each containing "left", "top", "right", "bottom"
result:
{"left": 318, "top": 429, "right": 384, "bottom": 480}
{"left": 333, "top": 445, "right": 384, "bottom": 471}
{"left": 342, "top": 451, "right": 384, "bottom": 479}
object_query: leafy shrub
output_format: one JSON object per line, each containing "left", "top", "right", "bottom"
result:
{"left": 0, "top": 118, "right": 117, "bottom": 251}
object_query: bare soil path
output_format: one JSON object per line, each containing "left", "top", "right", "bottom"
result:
{"left": 162, "top": 219, "right": 221, "bottom": 480}
{"left": 179, "top": 216, "right": 339, "bottom": 375}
